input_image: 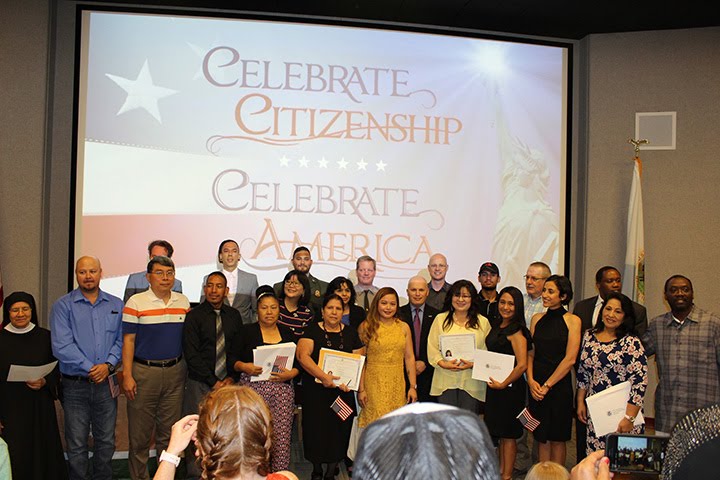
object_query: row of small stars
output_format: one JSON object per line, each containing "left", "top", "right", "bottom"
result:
{"left": 279, "top": 155, "right": 387, "bottom": 172}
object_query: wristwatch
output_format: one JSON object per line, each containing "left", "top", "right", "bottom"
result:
{"left": 105, "top": 362, "right": 116, "bottom": 375}
{"left": 159, "top": 450, "right": 181, "bottom": 467}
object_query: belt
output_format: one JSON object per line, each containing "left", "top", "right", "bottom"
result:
{"left": 133, "top": 356, "right": 182, "bottom": 368}
{"left": 62, "top": 373, "right": 92, "bottom": 382}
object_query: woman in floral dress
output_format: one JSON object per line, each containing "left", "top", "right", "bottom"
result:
{"left": 576, "top": 292, "right": 648, "bottom": 455}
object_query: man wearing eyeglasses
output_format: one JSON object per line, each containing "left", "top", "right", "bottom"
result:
{"left": 122, "top": 255, "right": 190, "bottom": 480}
{"left": 515, "top": 261, "right": 550, "bottom": 476}
{"left": 523, "top": 261, "right": 551, "bottom": 328}
{"left": 123, "top": 240, "right": 183, "bottom": 302}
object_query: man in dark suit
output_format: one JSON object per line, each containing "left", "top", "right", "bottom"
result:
{"left": 398, "top": 275, "right": 439, "bottom": 402}
{"left": 573, "top": 266, "right": 647, "bottom": 335}
{"left": 573, "top": 265, "right": 648, "bottom": 461}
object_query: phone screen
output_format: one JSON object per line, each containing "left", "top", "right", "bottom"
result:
{"left": 606, "top": 434, "right": 668, "bottom": 475}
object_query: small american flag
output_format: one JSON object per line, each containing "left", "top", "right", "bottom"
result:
{"left": 108, "top": 374, "right": 120, "bottom": 399}
{"left": 516, "top": 407, "right": 540, "bottom": 432}
{"left": 272, "top": 355, "right": 288, "bottom": 373}
{"left": 330, "top": 395, "right": 353, "bottom": 421}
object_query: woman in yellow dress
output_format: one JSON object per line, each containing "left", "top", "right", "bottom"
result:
{"left": 358, "top": 287, "right": 417, "bottom": 427}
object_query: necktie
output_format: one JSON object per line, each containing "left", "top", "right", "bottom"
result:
{"left": 413, "top": 307, "right": 421, "bottom": 357}
{"left": 214, "top": 310, "right": 227, "bottom": 381}
{"left": 363, "top": 290, "right": 370, "bottom": 311}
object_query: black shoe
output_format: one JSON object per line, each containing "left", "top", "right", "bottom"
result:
{"left": 311, "top": 473, "right": 323, "bottom": 480}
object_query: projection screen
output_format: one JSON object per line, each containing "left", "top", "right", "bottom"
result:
{"left": 74, "top": 9, "right": 570, "bottom": 302}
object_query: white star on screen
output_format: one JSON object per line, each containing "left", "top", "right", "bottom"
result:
{"left": 298, "top": 156, "right": 309, "bottom": 167}
{"left": 337, "top": 158, "right": 349, "bottom": 170}
{"left": 279, "top": 155, "right": 291, "bottom": 166}
{"left": 318, "top": 157, "right": 328, "bottom": 168}
{"left": 106, "top": 60, "right": 178, "bottom": 123}
{"left": 357, "top": 158, "right": 368, "bottom": 170}
{"left": 376, "top": 160, "right": 387, "bottom": 171}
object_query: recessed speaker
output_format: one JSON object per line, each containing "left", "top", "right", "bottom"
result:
{"left": 635, "top": 112, "right": 676, "bottom": 150}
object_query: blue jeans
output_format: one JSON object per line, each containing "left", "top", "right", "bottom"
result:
{"left": 62, "top": 378, "right": 117, "bottom": 480}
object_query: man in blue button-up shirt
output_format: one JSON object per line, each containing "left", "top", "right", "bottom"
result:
{"left": 51, "top": 256, "right": 124, "bottom": 480}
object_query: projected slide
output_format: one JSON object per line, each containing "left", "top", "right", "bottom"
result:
{"left": 76, "top": 11, "right": 567, "bottom": 301}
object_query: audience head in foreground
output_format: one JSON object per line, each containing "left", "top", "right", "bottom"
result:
{"left": 661, "top": 403, "right": 720, "bottom": 480}
{"left": 353, "top": 403, "right": 499, "bottom": 480}
{"left": 526, "top": 461, "right": 570, "bottom": 480}
{"left": 157, "top": 385, "right": 298, "bottom": 480}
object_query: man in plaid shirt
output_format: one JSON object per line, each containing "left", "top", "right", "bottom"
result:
{"left": 643, "top": 275, "right": 720, "bottom": 434}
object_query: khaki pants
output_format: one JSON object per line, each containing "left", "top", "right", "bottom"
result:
{"left": 127, "top": 359, "right": 186, "bottom": 480}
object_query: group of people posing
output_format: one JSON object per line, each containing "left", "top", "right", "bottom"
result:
{"left": 0, "top": 239, "right": 718, "bottom": 480}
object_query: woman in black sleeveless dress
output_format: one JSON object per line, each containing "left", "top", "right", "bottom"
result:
{"left": 527, "top": 275, "right": 582, "bottom": 466}
{"left": 484, "top": 286, "right": 532, "bottom": 480}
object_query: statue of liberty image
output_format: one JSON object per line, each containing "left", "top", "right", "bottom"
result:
{"left": 491, "top": 103, "right": 559, "bottom": 285}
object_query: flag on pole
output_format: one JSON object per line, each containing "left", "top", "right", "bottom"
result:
{"left": 623, "top": 156, "right": 645, "bottom": 305}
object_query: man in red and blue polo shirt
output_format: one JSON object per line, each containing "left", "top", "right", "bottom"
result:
{"left": 121, "top": 255, "right": 189, "bottom": 480}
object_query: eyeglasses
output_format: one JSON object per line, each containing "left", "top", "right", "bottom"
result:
{"left": 9, "top": 306, "right": 31, "bottom": 314}
{"left": 523, "top": 275, "right": 547, "bottom": 282}
{"left": 152, "top": 270, "right": 175, "bottom": 278}
{"left": 285, "top": 280, "right": 302, "bottom": 286}
{"left": 452, "top": 294, "right": 473, "bottom": 300}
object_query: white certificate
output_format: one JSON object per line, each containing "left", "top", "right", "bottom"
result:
{"left": 585, "top": 381, "right": 644, "bottom": 437}
{"left": 7, "top": 361, "right": 58, "bottom": 382}
{"left": 316, "top": 348, "right": 365, "bottom": 391}
{"left": 252, "top": 342, "right": 296, "bottom": 382}
{"left": 472, "top": 350, "right": 515, "bottom": 383}
{"left": 439, "top": 333, "right": 476, "bottom": 361}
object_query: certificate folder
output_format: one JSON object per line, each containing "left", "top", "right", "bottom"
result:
{"left": 315, "top": 348, "right": 365, "bottom": 391}
{"left": 251, "top": 342, "right": 296, "bottom": 382}
{"left": 585, "top": 381, "right": 644, "bottom": 437}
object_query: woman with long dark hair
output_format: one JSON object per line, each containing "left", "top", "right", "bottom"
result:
{"left": 576, "top": 292, "right": 648, "bottom": 455}
{"left": 527, "top": 275, "right": 581, "bottom": 465}
{"left": 427, "top": 280, "right": 491, "bottom": 413}
{"left": 484, "top": 286, "right": 532, "bottom": 480}
{"left": 326, "top": 276, "right": 366, "bottom": 329}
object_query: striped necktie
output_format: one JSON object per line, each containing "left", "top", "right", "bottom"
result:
{"left": 214, "top": 309, "right": 227, "bottom": 381}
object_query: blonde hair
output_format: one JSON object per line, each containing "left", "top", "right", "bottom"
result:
{"left": 196, "top": 385, "right": 273, "bottom": 479}
{"left": 526, "top": 461, "right": 570, "bottom": 480}
{"left": 359, "top": 287, "right": 399, "bottom": 345}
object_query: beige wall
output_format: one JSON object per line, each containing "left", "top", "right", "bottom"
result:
{"left": 582, "top": 27, "right": 720, "bottom": 318}
{"left": 0, "top": 0, "right": 51, "bottom": 322}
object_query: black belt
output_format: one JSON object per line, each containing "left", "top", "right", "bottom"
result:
{"left": 133, "top": 356, "right": 182, "bottom": 368}
{"left": 62, "top": 373, "right": 92, "bottom": 382}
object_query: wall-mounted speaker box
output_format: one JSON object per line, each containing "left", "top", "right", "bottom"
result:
{"left": 635, "top": 112, "right": 676, "bottom": 150}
